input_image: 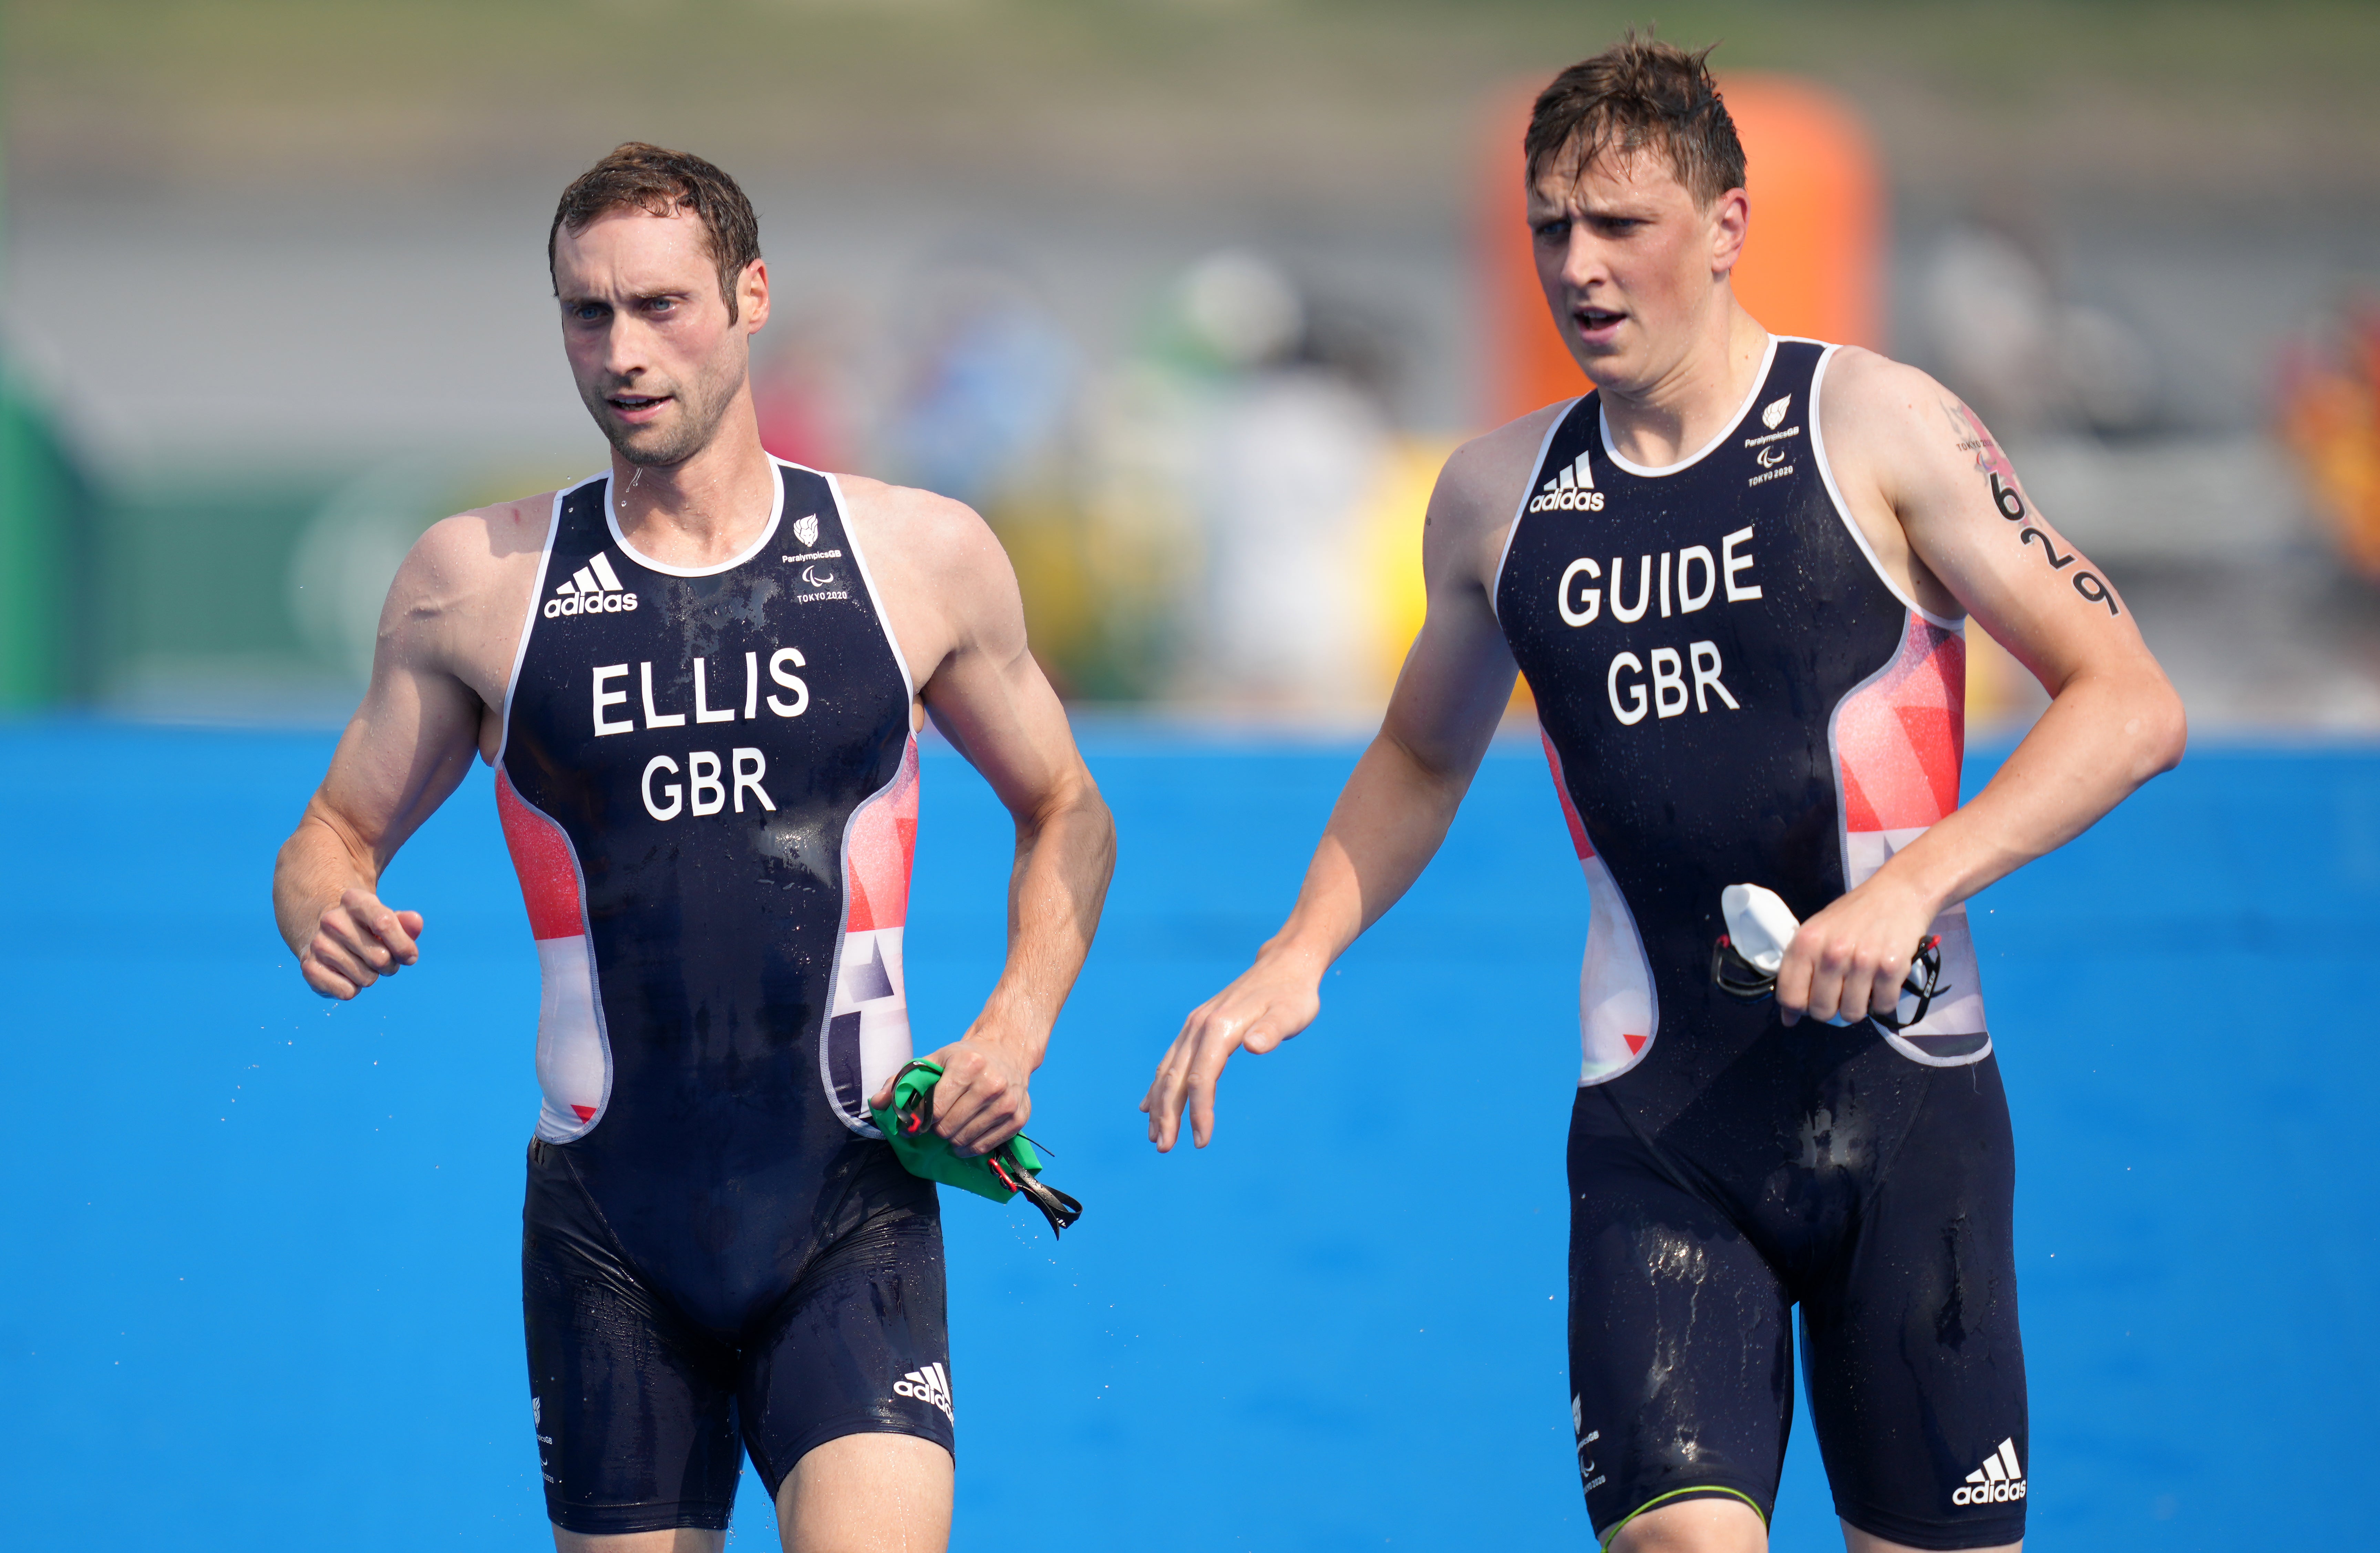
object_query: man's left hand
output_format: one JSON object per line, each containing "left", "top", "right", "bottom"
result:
{"left": 1774, "top": 874, "right": 1940, "bottom": 1027}
{"left": 871, "top": 1037, "right": 1033, "bottom": 1159}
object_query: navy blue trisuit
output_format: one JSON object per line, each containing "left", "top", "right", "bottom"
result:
{"left": 1493, "top": 339, "right": 2028, "bottom": 1549}
{"left": 495, "top": 460, "right": 949, "bottom": 1536}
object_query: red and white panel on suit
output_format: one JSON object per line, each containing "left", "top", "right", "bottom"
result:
{"left": 496, "top": 772, "right": 612, "bottom": 1140}
{"left": 1542, "top": 732, "right": 1660, "bottom": 1087}
{"left": 825, "top": 734, "right": 920, "bottom": 1132}
{"left": 1828, "top": 615, "right": 1990, "bottom": 1060}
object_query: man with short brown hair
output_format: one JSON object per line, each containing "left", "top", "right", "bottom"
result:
{"left": 275, "top": 143, "right": 1114, "bottom": 1552}
{"left": 1145, "top": 37, "right": 2182, "bottom": 1553}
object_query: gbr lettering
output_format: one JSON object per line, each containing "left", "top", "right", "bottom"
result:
{"left": 640, "top": 748, "right": 776, "bottom": 822}
{"left": 1557, "top": 526, "right": 1758, "bottom": 726}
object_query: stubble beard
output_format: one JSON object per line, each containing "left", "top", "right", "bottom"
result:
{"left": 584, "top": 363, "right": 739, "bottom": 469}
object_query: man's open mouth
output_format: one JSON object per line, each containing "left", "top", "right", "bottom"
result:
{"left": 1576, "top": 307, "right": 1625, "bottom": 333}
{"left": 610, "top": 393, "right": 671, "bottom": 413}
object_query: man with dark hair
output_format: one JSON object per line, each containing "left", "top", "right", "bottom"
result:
{"left": 548, "top": 143, "right": 762, "bottom": 328}
{"left": 1146, "top": 35, "right": 2181, "bottom": 1553}
{"left": 274, "top": 143, "right": 1115, "bottom": 1552}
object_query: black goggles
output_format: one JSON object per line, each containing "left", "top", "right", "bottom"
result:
{"left": 1710, "top": 932, "right": 1948, "bottom": 1033}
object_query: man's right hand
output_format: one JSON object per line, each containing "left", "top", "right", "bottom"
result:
{"left": 1139, "top": 420, "right": 1533, "bottom": 1155}
{"left": 1142, "top": 945, "right": 1326, "bottom": 1152}
{"left": 299, "top": 887, "right": 425, "bottom": 1000}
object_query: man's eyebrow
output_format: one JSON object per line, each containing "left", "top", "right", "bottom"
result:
{"left": 1526, "top": 187, "right": 1656, "bottom": 221}
{"left": 1569, "top": 200, "right": 1663, "bottom": 228}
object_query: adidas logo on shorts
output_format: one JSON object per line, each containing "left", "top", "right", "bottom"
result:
{"left": 1528, "top": 452, "right": 1606, "bottom": 513}
{"left": 1951, "top": 1438, "right": 2026, "bottom": 1507}
{"left": 893, "top": 1362, "right": 954, "bottom": 1424}
{"left": 545, "top": 551, "right": 640, "bottom": 618}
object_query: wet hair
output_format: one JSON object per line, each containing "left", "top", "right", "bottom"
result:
{"left": 548, "top": 143, "right": 763, "bottom": 323}
{"left": 1525, "top": 34, "right": 1746, "bottom": 208}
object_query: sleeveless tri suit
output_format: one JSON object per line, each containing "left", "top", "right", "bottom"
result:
{"left": 1494, "top": 340, "right": 2027, "bottom": 1549}
{"left": 494, "top": 460, "right": 951, "bottom": 1535}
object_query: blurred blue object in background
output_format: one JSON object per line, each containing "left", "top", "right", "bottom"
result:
{"left": 2, "top": 724, "right": 2374, "bottom": 1551}
{"left": 879, "top": 272, "right": 1078, "bottom": 513}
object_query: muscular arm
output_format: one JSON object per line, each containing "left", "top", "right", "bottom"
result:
{"left": 1780, "top": 353, "right": 2187, "bottom": 1023}
{"left": 271, "top": 514, "right": 518, "bottom": 998}
{"left": 1143, "top": 421, "right": 1544, "bottom": 1150}
{"left": 860, "top": 490, "right": 1117, "bottom": 1156}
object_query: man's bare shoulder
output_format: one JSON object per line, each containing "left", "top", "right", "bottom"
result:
{"left": 834, "top": 474, "right": 1012, "bottom": 589}
{"left": 1439, "top": 402, "right": 1573, "bottom": 526}
{"left": 393, "top": 493, "right": 558, "bottom": 612}
{"left": 371, "top": 493, "right": 561, "bottom": 704}
{"left": 1818, "top": 347, "right": 1958, "bottom": 459}
{"left": 1421, "top": 402, "right": 1574, "bottom": 587}
{"left": 832, "top": 474, "right": 1024, "bottom": 679}
{"left": 459, "top": 491, "right": 565, "bottom": 558}
{"left": 1820, "top": 347, "right": 2023, "bottom": 518}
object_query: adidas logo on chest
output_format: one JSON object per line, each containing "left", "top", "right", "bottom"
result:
{"left": 1529, "top": 451, "right": 1606, "bottom": 513}
{"left": 544, "top": 551, "right": 640, "bottom": 619}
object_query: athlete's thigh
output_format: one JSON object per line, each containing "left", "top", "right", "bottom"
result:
{"left": 1608, "top": 1494, "right": 1768, "bottom": 1553}
{"left": 1569, "top": 1095, "right": 1795, "bottom": 1541}
{"left": 774, "top": 1432, "right": 954, "bottom": 1553}
{"left": 1801, "top": 1057, "right": 2027, "bottom": 1551}
{"left": 738, "top": 1180, "right": 955, "bottom": 1498}
{"left": 552, "top": 1526, "right": 724, "bottom": 1553}
{"left": 524, "top": 1141, "right": 746, "bottom": 1539}
{"left": 1842, "top": 1521, "right": 2019, "bottom": 1553}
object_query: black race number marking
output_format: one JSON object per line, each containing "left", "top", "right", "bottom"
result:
{"left": 1990, "top": 472, "right": 2026, "bottom": 521}
{"left": 2072, "top": 571, "right": 2119, "bottom": 614}
{"left": 2019, "top": 527, "right": 2075, "bottom": 569}
{"left": 2018, "top": 520, "right": 2121, "bottom": 615}
{"left": 1991, "top": 470, "right": 2119, "bottom": 613}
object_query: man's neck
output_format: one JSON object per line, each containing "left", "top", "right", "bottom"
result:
{"left": 1599, "top": 301, "right": 1769, "bottom": 469}
{"left": 610, "top": 401, "right": 781, "bottom": 569}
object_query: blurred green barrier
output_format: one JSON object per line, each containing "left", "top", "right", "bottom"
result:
{"left": 23, "top": 457, "right": 579, "bottom": 720}
{"left": 92, "top": 473, "right": 350, "bottom": 716}
{"left": 0, "top": 370, "right": 93, "bottom": 708}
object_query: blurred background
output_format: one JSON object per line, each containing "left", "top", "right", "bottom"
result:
{"left": 7, "top": 6, "right": 2380, "bottom": 1553}
{"left": 6, "top": 0, "right": 2380, "bottom": 727}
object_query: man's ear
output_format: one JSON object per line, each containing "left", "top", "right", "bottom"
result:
{"left": 1710, "top": 188, "right": 1750, "bottom": 277}
{"left": 739, "top": 259, "right": 771, "bottom": 334}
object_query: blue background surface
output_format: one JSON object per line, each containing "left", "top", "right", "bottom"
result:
{"left": 3, "top": 722, "right": 2375, "bottom": 1550}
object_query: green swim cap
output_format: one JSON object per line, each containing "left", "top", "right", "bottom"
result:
{"left": 870, "top": 1059, "right": 1083, "bottom": 1239}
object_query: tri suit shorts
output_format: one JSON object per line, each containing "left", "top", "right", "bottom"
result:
{"left": 1566, "top": 1023, "right": 2027, "bottom": 1551}
{"left": 521, "top": 1137, "right": 954, "bottom": 1536}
